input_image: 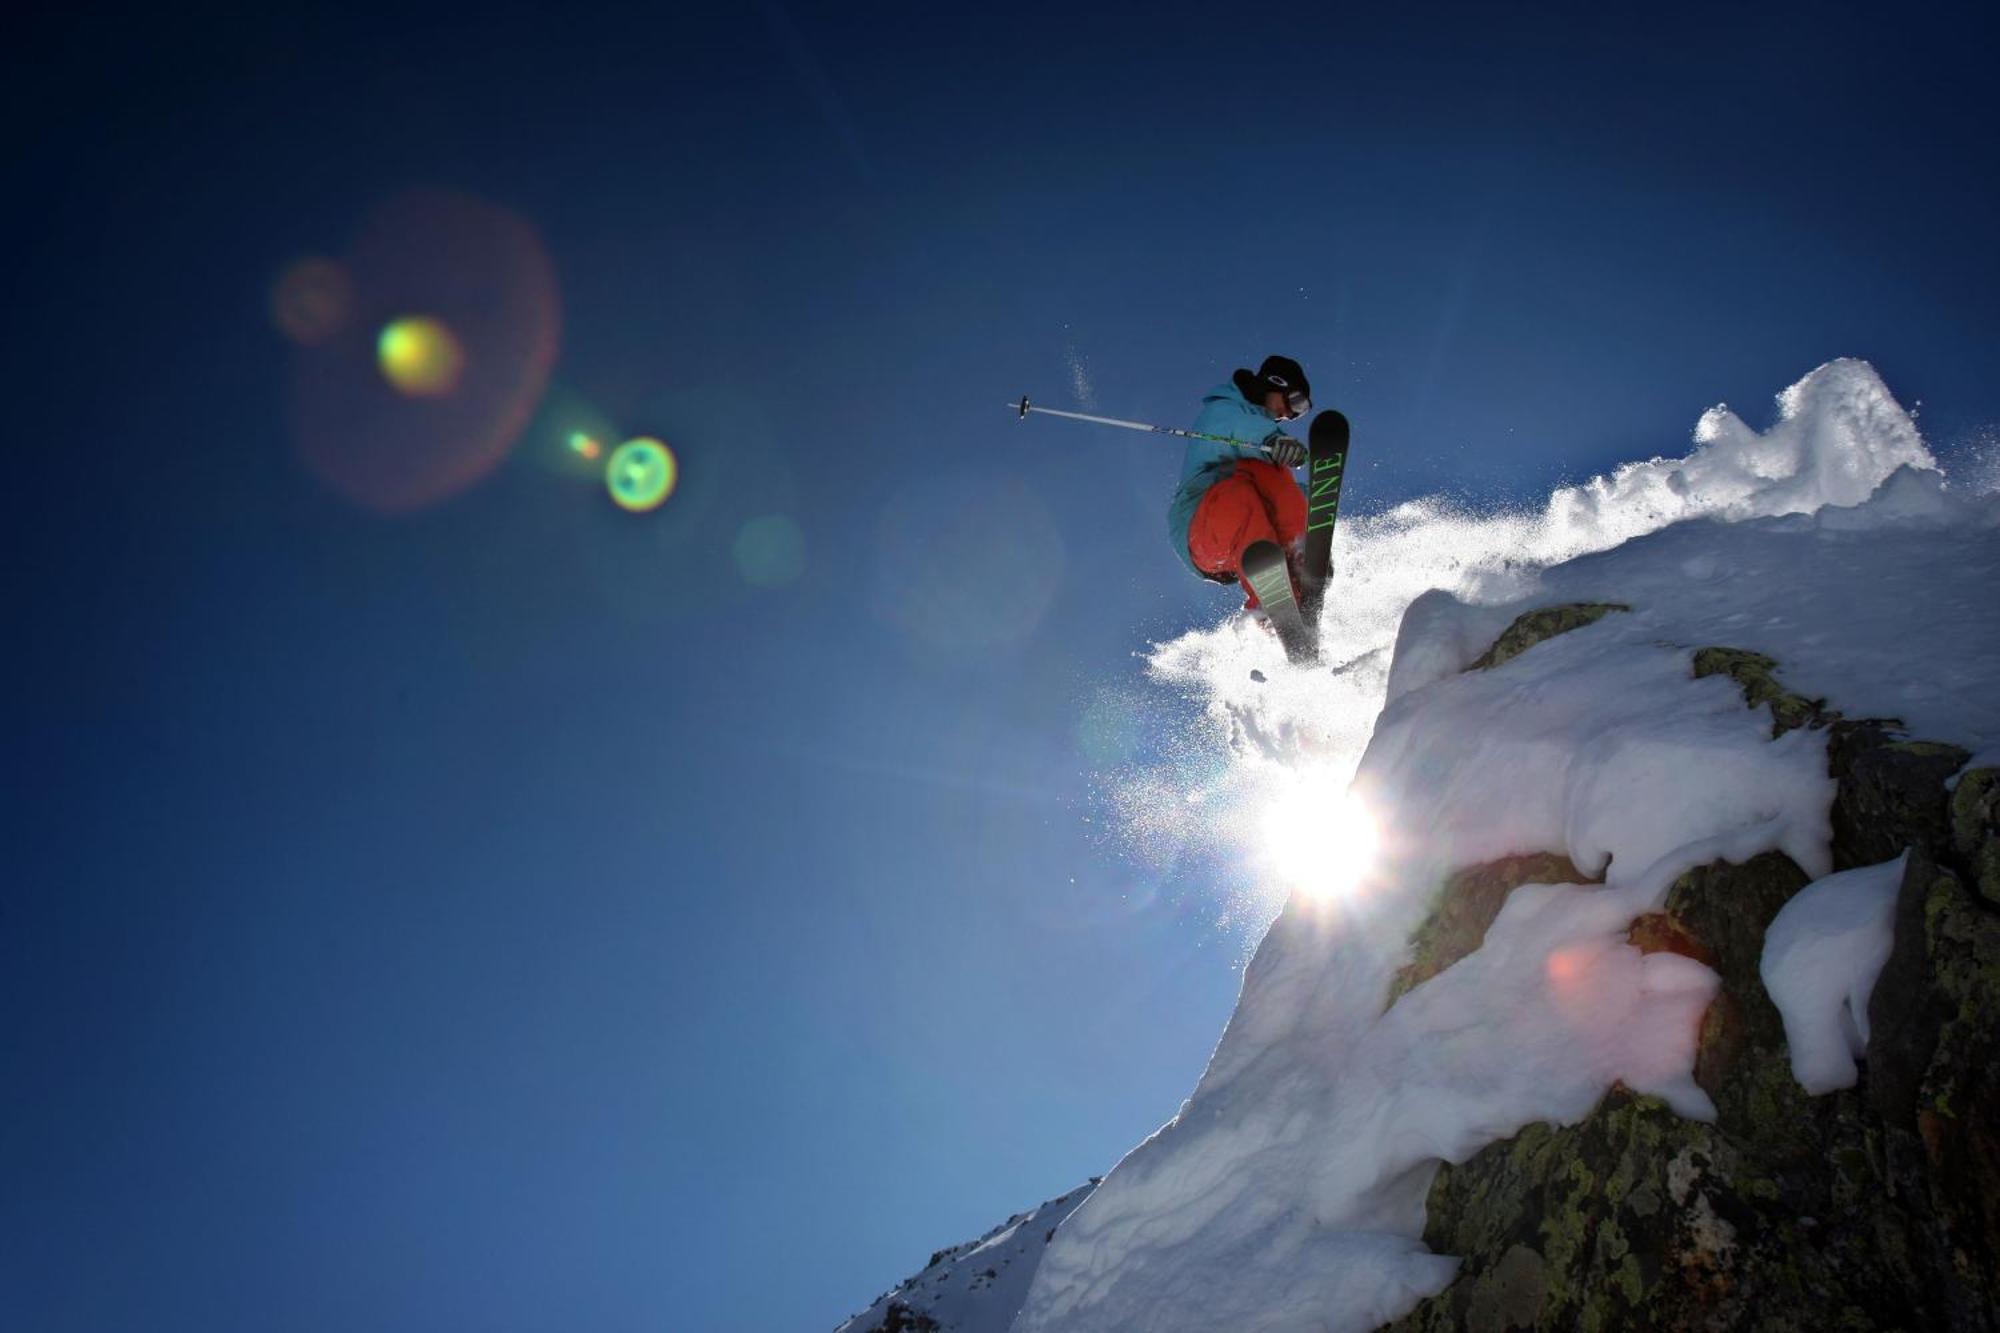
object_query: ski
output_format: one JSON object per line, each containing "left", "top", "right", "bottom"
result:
{"left": 1241, "top": 539, "right": 1316, "bottom": 665}
{"left": 1298, "top": 409, "right": 1350, "bottom": 627}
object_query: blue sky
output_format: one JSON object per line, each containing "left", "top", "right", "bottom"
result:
{"left": 6, "top": 2, "right": 1998, "bottom": 1330}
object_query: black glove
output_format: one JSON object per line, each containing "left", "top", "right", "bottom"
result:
{"left": 1265, "top": 436, "right": 1305, "bottom": 468}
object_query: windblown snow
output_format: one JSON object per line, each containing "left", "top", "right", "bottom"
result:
{"left": 1000, "top": 360, "right": 2000, "bottom": 1333}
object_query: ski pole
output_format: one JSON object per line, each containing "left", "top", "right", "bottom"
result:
{"left": 1008, "top": 395, "right": 1271, "bottom": 454}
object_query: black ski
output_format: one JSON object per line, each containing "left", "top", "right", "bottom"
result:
{"left": 1241, "top": 539, "right": 1316, "bottom": 665}
{"left": 1298, "top": 410, "right": 1350, "bottom": 627}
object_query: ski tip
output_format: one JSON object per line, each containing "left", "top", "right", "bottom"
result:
{"left": 1309, "top": 409, "right": 1350, "bottom": 445}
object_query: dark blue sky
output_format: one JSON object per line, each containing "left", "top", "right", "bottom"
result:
{"left": 7, "top": 3, "right": 1997, "bottom": 1330}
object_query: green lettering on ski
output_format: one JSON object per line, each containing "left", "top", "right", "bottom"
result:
{"left": 1248, "top": 571, "right": 1293, "bottom": 607}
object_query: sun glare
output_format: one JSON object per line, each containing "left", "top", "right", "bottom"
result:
{"left": 1257, "top": 773, "right": 1382, "bottom": 903}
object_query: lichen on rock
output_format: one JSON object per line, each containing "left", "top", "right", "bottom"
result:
{"left": 1829, "top": 725, "right": 1970, "bottom": 870}
{"left": 1689, "top": 646, "right": 1834, "bottom": 736}
{"left": 1949, "top": 768, "right": 2000, "bottom": 905}
{"left": 1467, "top": 603, "right": 1630, "bottom": 672}
{"left": 1382, "top": 1091, "right": 1881, "bottom": 1333}
{"left": 1386, "top": 852, "right": 1596, "bottom": 1007}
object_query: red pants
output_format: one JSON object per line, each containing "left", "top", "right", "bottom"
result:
{"left": 1187, "top": 460, "right": 1307, "bottom": 608}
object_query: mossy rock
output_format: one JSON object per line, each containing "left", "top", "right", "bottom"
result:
{"left": 1470, "top": 603, "right": 1631, "bottom": 672}
{"left": 1382, "top": 839, "right": 1994, "bottom": 1331}
{"left": 1866, "top": 849, "right": 2000, "bottom": 1326}
{"left": 1949, "top": 768, "right": 2000, "bottom": 906}
{"left": 1911, "top": 863, "right": 2000, "bottom": 1299}
{"left": 1829, "top": 724, "right": 1971, "bottom": 870}
{"left": 1381, "top": 1092, "right": 1892, "bottom": 1332}
{"left": 1689, "top": 647, "right": 1833, "bottom": 737}
{"left": 1388, "top": 852, "right": 1594, "bottom": 1007}
{"left": 1644, "top": 854, "right": 1818, "bottom": 1159}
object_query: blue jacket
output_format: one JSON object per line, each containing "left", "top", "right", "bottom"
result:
{"left": 1166, "top": 380, "right": 1297, "bottom": 574}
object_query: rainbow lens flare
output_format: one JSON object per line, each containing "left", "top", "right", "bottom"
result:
{"left": 287, "top": 189, "right": 561, "bottom": 515}
{"left": 567, "top": 431, "right": 604, "bottom": 461}
{"left": 377, "top": 316, "right": 466, "bottom": 396}
{"left": 606, "top": 438, "right": 677, "bottom": 511}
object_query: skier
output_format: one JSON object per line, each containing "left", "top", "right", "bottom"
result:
{"left": 1168, "top": 354, "right": 1313, "bottom": 613}
{"left": 1005, "top": 354, "right": 1346, "bottom": 665}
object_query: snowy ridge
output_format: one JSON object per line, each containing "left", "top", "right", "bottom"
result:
{"left": 1020, "top": 360, "right": 2000, "bottom": 1331}
{"left": 836, "top": 1184, "right": 1095, "bottom": 1333}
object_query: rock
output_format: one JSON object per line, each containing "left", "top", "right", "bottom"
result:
{"left": 1382, "top": 1090, "right": 1898, "bottom": 1332}
{"left": 1652, "top": 854, "right": 1814, "bottom": 1159}
{"left": 1682, "top": 646, "right": 1968, "bottom": 872}
{"left": 869, "top": 1303, "right": 940, "bottom": 1333}
{"left": 1867, "top": 849, "right": 2000, "bottom": 1329}
{"left": 1689, "top": 647, "right": 1835, "bottom": 737}
{"left": 1468, "top": 603, "right": 1630, "bottom": 672}
{"left": 1950, "top": 768, "right": 2000, "bottom": 906}
{"left": 1828, "top": 724, "right": 1971, "bottom": 870}
{"left": 1386, "top": 852, "right": 1595, "bottom": 1006}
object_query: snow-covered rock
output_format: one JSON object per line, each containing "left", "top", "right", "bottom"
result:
{"left": 839, "top": 361, "right": 2000, "bottom": 1332}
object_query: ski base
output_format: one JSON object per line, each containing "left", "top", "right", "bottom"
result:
{"left": 1242, "top": 540, "right": 1317, "bottom": 665}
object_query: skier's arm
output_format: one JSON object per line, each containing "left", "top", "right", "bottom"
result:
{"left": 1192, "top": 396, "right": 1297, "bottom": 461}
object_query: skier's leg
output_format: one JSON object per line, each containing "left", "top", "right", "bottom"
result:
{"left": 1187, "top": 471, "right": 1282, "bottom": 608}
{"left": 1233, "top": 460, "right": 1309, "bottom": 600}
{"left": 1236, "top": 458, "right": 1308, "bottom": 548}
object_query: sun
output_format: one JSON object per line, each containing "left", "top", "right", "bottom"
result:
{"left": 1256, "top": 772, "right": 1382, "bottom": 903}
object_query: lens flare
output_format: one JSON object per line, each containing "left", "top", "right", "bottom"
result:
{"left": 607, "top": 437, "right": 677, "bottom": 512}
{"left": 568, "top": 431, "right": 603, "bottom": 461}
{"left": 287, "top": 188, "right": 561, "bottom": 514}
{"left": 271, "top": 257, "right": 352, "bottom": 345}
{"left": 1256, "top": 772, "right": 1381, "bottom": 903}
{"left": 377, "top": 316, "right": 465, "bottom": 397}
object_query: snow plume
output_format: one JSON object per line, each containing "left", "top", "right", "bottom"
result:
{"left": 1065, "top": 343, "right": 1097, "bottom": 408}
{"left": 1945, "top": 421, "right": 2000, "bottom": 496}
{"left": 1029, "top": 360, "right": 2000, "bottom": 1332}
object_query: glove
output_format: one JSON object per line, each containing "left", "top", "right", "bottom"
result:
{"left": 1265, "top": 436, "right": 1305, "bottom": 468}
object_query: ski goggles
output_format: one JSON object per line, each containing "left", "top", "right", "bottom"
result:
{"left": 1265, "top": 375, "right": 1311, "bottom": 419}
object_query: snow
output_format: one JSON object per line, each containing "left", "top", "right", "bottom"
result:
{"left": 1360, "top": 624, "right": 1837, "bottom": 889}
{"left": 1021, "top": 360, "right": 2000, "bottom": 1332}
{"left": 1761, "top": 854, "right": 1907, "bottom": 1095}
{"left": 837, "top": 1184, "right": 1095, "bottom": 1333}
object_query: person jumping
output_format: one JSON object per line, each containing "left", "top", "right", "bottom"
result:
{"left": 1168, "top": 354, "right": 1313, "bottom": 623}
